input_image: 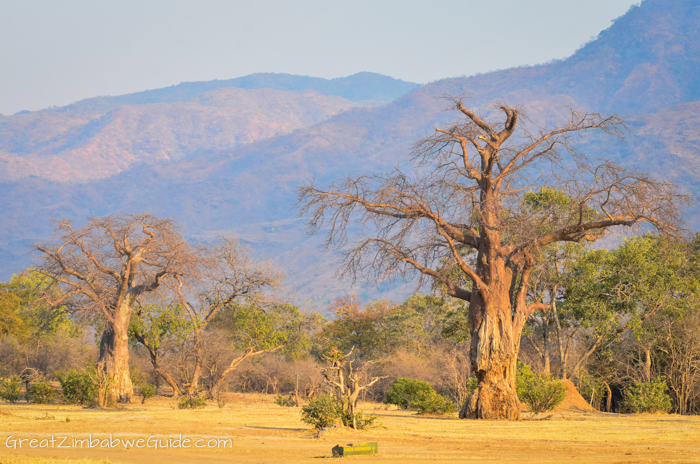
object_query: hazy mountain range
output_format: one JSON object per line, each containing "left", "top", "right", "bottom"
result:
{"left": 1, "top": 0, "right": 699, "bottom": 306}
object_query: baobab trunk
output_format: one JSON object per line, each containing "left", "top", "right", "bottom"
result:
{"left": 98, "top": 302, "right": 134, "bottom": 403}
{"left": 461, "top": 287, "right": 522, "bottom": 420}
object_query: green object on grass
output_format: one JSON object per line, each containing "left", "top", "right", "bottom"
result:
{"left": 332, "top": 442, "right": 378, "bottom": 457}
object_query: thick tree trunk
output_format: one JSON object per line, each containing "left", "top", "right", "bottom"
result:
{"left": 157, "top": 368, "right": 182, "bottom": 397}
{"left": 644, "top": 349, "right": 652, "bottom": 382}
{"left": 186, "top": 347, "right": 203, "bottom": 397}
{"left": 98, "top": 304, "right": 134, "bottom": 403}
{"left": 461, "top": 289, "right": 522, "bottom": 420}
{"left": 543, "top": 323, "right": 551, "bottom": 376}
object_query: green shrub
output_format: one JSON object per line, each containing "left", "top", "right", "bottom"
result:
{"left": 178, "top": 396, "right": 206, "bottom": 409}
{"left": 334, "top": 397, "right": 379, "bottom": 429}
{"left": 301, "top": 394, "right": 379, "bottom": 430}
{"left": 384, "top": 377, "right": 456, "bottom": 414}
{"left": 385, "top": 378, "right": 433, "bottom": 409}
{"left": 0, "top": 376, "right": 22, "bottom": 403}
{"left": 56, "top": 370, "right": 97, "bottom": 406}
{"left": 138, "top": 384, "right": 156, "bottom": 404}
{"left": 301, "top": 394, "right": 340, "bottom": 429}
{"left": 410, "top": 389, "right": 457, "bottom": 414}
{"left": 27, "top": 382, "right": 57, "bottom": 404}
{"left": 620, "top": 378, "right": 673, "bottom": 414}
{"left": 516, "top": 363, "right": 567, "bottom": 414}
{"left": 274, "top": 394, "right": 298, "bottom": 407}
{"left": 129, "top": 366, "right": 148, "bottom": 388}
{"left": 341, "top": 409, "right": 378, "bottom": 430}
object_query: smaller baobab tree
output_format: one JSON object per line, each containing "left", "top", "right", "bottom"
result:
{"left": 35, "top": 214, "right": 197, "bottom": 402}
{"left": 298, "top": 98, "right": 688, "bottom": 420}
{"left": 173, "top": 239, "right": 297, "bottom": 398}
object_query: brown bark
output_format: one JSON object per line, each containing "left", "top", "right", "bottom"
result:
{"left": 98, "top": 302, "right": 134, "bottom": 402}
{"left": 207, "top": 346, "right": 283, "bottom": 399}
{"left": 543, "top": 324, "right": 551, "bottom": 376}
{"left": 552, "top": 296, "right": 572, "bottom": 380}
{"left": 132, "top": 330, "right": 183, "bottom": 396}
{"left": 461, "top": 265, "right": 522, "bottom": 419}
{"left": 644, "top": 348, "right": 652, "bottom": 383}
{"left": 603, "top": 381, "right": 612, "bottom": 412}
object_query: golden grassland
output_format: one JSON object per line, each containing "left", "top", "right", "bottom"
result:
{"left": 1, "top": 393, "right": 699, "bottom": 464}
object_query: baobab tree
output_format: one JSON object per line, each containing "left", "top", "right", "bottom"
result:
{"left": 297, "top": 99, "right": 687, "bottom": 420}
{"left": 35, "top": 214, "right": 197, "bottom": 402}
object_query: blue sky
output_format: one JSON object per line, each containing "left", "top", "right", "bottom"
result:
{"left": 0, "top": 0, "right": 640, "bottom": 115}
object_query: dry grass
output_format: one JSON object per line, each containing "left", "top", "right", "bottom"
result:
{"left": 1, "top": 393, "right": 699, "bottom": 463}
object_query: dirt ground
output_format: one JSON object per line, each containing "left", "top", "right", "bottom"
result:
{"left": 1, "top": 393, "right": 699, "bottom": 464}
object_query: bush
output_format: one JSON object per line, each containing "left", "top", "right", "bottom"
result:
{"left": 384, "top": 378, "right": 456, "bottom": 414}
{"left": 410, "top": 389, "right": 457, "bottom": 414}
{"left": 301, "top": 394, "right": 379, "bottom": 430}
{"left": 340, "top": 409, "right": 378, "bottom": 430}
{"left": 466, "top": 377, "right": 478, "bottom": 395}
{"left": 138, "top": 384, "right": 156, "bottom": 404}
{"left": 301, "top": 394, "right": 339, "bottom": 429}
{"left": 0, "top": 376, "right": 22, "bottom": 403}
{"left": 178, "top": 396, "right": 206, "bottom": 409}
{"left": 130, "top": 366, "right": 148, "bottom": 388}
{"left": 384, "top": 378, "right": 433, "bottom": 408}
{"left": 274, "top": 394, "right": 298, "bottom": 407}
{"left": 516, "top": 364, "right": 567, "bottom": 414}
{"left": 56, "top": 370, "right": 97, "bottom": 406}
{"left": 620, "top": 378, "right": 673, "bottom": 414}
{"left": 27, "top": 381, "right": 57, "bottom": 404}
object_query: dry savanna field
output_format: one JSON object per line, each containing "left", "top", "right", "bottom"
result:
{"left": 1, "top": 392, "right": 699, "bottom": 464}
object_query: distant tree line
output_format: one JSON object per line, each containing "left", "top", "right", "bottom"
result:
{"left": 2, "top": 230, "right": 700, "bottom": 414}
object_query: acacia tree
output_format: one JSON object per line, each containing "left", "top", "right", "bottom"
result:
{"left": 173, "top": 239, "right": 290, "bottom": 398}
{"left": 35, "top": 214, "right": 196, "bottom": 402}
{"left": 298, "top": 99, "right": 686, "bottom": 420}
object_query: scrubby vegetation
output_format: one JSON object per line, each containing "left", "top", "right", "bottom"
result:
{"left": 26, "top": 381, "right": 57, "bottom": 404}
{"left": 620, "top": 378, "right": 673, "bottom": 414}
{"left": 178, "top": 396, "right": 207, "bottom": 409}
{"left": 516, "top": 364, "right": 567, "bottom": 414}
{"left": 56, "top": 370, "right": 97, "bottom": 406}
{"left": 385, "top": 378, "right": 456, "bottom": 414}
{"left": 0, "top": 376, "right": 21, "bottom": 403}
{"left": 138, "top": 384, "right": 156, "bottom": 404}
{"left": 300, "top": 394, "right": 377, "bottom": 430}
{"left": 2, "top": 228, "right": 700, "bottom": 418}
{"left": 274, "top": 394, "right": 298, "bottom": 407}
{"left": 300, "top": 394, "right": 340, "bottom": 429}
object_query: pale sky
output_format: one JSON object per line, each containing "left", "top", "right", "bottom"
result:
{"left": 0, "top": 0, "right": 641, "bottom": 115}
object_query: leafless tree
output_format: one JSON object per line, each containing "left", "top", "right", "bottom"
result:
{"left": 34, "top": 214, "right": 198, "bottom": 402}
{"left": 298, "top": 98, "right": 688, "bottom": 419}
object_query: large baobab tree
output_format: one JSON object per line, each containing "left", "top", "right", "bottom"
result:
{"left": 35, "top": 214, "right": 197, "bottom": 402}
{"left": 297, "top": 99, "right": 687, "bottom": 420}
